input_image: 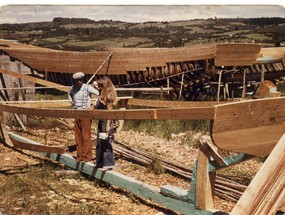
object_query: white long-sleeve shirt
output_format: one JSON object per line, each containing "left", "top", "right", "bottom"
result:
{"left": 68, "top": 83, "right": 99, "bottom": 110}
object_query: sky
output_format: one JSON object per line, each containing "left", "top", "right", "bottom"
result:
{"left": 0, "top": 1, "right": 284, "bottom": 24}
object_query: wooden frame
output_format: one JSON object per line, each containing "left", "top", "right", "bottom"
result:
{"left": 0, "top": 96, "right": 285, "bottom": 214}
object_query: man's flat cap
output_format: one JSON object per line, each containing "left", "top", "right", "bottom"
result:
{"left": 73, "top": 72, "right": 85, "bottom": 79}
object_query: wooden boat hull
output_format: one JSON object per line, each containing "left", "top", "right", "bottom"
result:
{"left": 211, "top": 97, "right": 285, "bottom": 157}
{"left": 1, "top": 39, "right": 285, "bottom": 104}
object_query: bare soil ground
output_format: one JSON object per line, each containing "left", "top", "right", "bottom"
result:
{"left": 1, "top": 126, "right": 284, "bottom": 214}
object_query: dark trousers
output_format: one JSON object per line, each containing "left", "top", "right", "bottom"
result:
{"left": 74, "top": 118, "right": 92, "bottom": 161}
{"left": 96, "top": 120, "right": 115, "bottom": 167}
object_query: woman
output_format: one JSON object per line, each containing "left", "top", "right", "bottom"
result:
{"left": 93, "top": 76, "right": 118, "bottom": 169}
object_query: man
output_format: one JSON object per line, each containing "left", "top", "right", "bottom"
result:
{"left": 68, "top": 72, "right": 99, "bottom": 162}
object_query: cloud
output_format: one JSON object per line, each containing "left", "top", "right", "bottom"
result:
{"left": 0, "top": 5, "right": 284, "bottom": 24}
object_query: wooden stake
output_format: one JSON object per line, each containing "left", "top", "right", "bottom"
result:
{"left": 86, "top": 53, "right": 112, "bottom": 85}
{"left": 242, "top": 69, "right": 246, "bottom": 99}
{"left": 179, "top": 72, "right": 185, "bottom": 100}
{"left": 217, "top": 70, "right": 223, "bottom": 102}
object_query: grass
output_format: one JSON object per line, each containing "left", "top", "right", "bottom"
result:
{"left": 0, "top": 165, "right": 106, "bottom": 215}
{"left": 244, "top": 33, "right": 272, "bottom": 41}
{"left": 147, "top": 159, "right": 165, "bottom": 175}
{"left": 41, "top": 37, "right": 67, "bottom": 43}
{"left": 27, "top": 116, "right": 63, "bottom": 129}
{"left": 66, "top": 37, "right": 152, "bottom": 48}
{"left": 122, "top": 119, "right": 210, "bottom": 144}
{"left": 25, "top": 93, "right": 70, "bottom": 128}
{"left": 31, "top": 93, "right": 210, "bottom": 146}
{"left": 34, "top": 92, "right": 67, "bottom": 100}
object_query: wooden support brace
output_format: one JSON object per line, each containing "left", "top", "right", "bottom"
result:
{"left": 160, "top": 185, "right": 189, "bottom": 202}
{"left": 199, "top": 135, "right": 227, "bottom": 167}
{"left": 10, "top": 136, "right": 65, "bottom": 154}
{"left": 231, "top": 133, "right": 285, "bottom": 215}
{"left": 0, "top": 118, "right": 65, "bottom": 153}
{"left": 196, "top": 139, "right": 216, "bottom": 210}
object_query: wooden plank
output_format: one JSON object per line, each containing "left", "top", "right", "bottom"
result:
{"left": 2, "top": 97, "right": 131, "bottom": 109}
{"left": 260, "top": 47, "right": 285, "bottom": 59}
{"left": 213, "top": 97, "right": 285, "bottom": 132}
{"left": 7, "top": 101, "right": 71, "bottom": 108}
{"left": 0, "top": 103, "right": 215, "bottom": 120}
{"left": 10, "top": 136, "right": 65, "bottom": 154}
{"left": 215, "top": 43, "right": 262, "bottom": 66}
{"left": 231, "top": 133, "right": 285, "bottom": 215}
{"left": 7, "top": 131, "right": 213, "bottom": 215}
{"left": 196, "top": 143, "right": 215, "bottom": 210}
{"left": 128, "top": 98, "right": 225, "bottom": 108}
{"left": 215, "top": 53, "right": 260, "bottom": 61}
{"left": 2, "top": 43, "right": 216, "bottom": 75}
{"left": 116, "top": 87, "right": 173, "bottom": 91}
{"left": 211, "top": 97, "right": 285, "bottom": 156}
{"left": 215, "top": 60, "right": 258, "bottom": 66}
{"left": 212, "top": 125, "right": 282, "bottom": 157}
{"left": 199, "top": 135, "right": 227, "bottom": 167}
{"left": 160, "top": 185, "right": 189, "bottom": 201}
{"left": 0, "top": 68, "right": 69, "bottom": 92}
{"left": 216, "top": 44, "right": 262, "bottom": 53}
{"left": 257, "top": 174, "right": 285, "bottom": 215}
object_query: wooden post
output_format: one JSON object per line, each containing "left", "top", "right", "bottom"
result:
{"left": 16, "top": 62, "right": 26, "bottom": 101}
{"left": 231, "top": 73, "right": 234, "bottom": 99}
{"left": 45, "top": 67, "right": 48, "bottom": 100}
{"left": 0, "top": 79, "right": 26, "bottom": 131}
{"left": 231, "top": 133, "right": 285, "bottom": 215}
{"left": 217, "top": 70, "right": 223, "bottom": 102}
{"left": 0, "top": 112, "right": 13, "bottom": 147}
{"left": 242, "top": 69, "right": 246, "bottom": 99}
{"left": 167, "top": 77, "right": 170, "bottom": 95}
{"left": 261, "top": 69, "right": 265, "bottom": 83}
{"left": 195, "top": 144, "right": 216, "bottom": 210}
{"left": 0, "top": 73, "right": 9, "bottom": 100}
{"left": 86, "top": 53, "right": 112, "bottom": 84}
{"left": 179, "top": 73, "right": 185, "bottom": 100}
{"left": 225, "top": 83, "right": 229, "bottom": 101}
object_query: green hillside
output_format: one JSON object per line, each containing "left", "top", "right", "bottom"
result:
{"left": 0, "top": 17, "right": 284, "bottom": 51}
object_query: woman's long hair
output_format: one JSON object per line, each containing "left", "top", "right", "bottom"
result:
{"left": 97, "top": 76, "right": 117, "bottom": 108}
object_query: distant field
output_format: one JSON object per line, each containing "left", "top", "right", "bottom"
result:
{"left": 171, "top": 20, "right": 209, "bottom": 26}
{"left": 0, "top": 17, "right": 284, "bottom": 49}
{"left": 66, "top": 36, "right": 152, "bottom": 48}
{"left": 63, "top": 23, "right": 128, "bottom": 30}
{"left": 219, "top": 30, "right": 251, "bottom": 36}
{"left": 130, "top": 20, "right": 210, "bottom": 29}
{"left": 184, "top": 26, "right": 214, "bottom": 33}
{"left": 245, "top": 33, "right": 273, "bottom": 41}
{"left": 130, "top": 23, "right": 167, "bottom": 29}
{"left": 42, "top": 37, "right": 67, "bottom": 43}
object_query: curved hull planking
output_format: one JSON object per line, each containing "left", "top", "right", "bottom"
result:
{"left": 211, "top": 96, "right": 285, "bottom": 157}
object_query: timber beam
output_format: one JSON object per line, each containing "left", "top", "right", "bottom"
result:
{"left": 0, "top": 103, "right": 215, "bottom": 120}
